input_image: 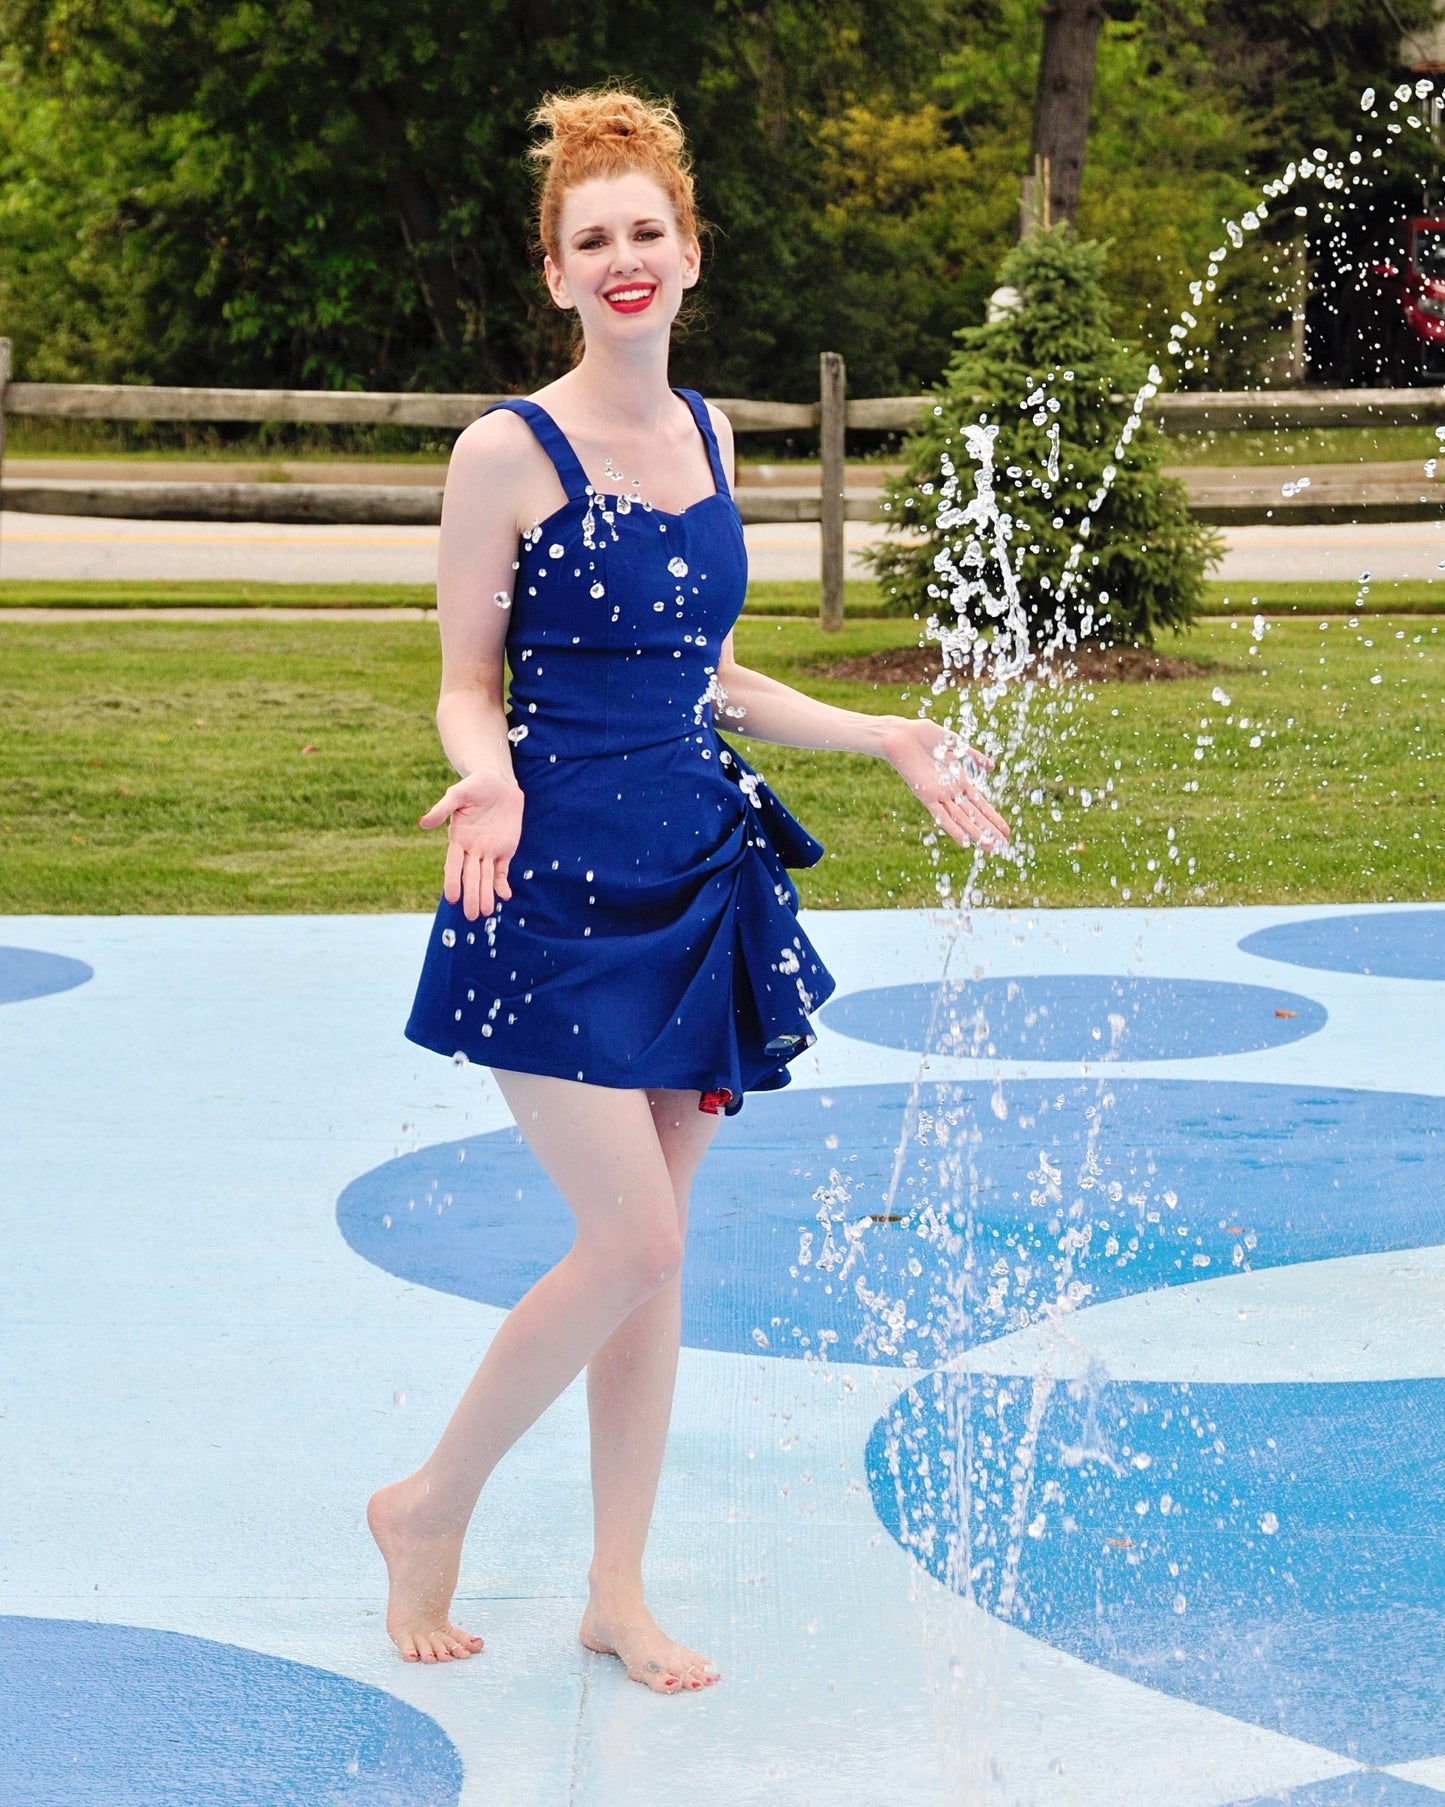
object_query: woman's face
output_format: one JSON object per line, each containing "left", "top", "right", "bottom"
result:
{"left": 545, "top": 171, "right": 699, "bottom": 345}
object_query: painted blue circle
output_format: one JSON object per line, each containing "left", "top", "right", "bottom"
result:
{"left": 868, "top": 1372, "right": 1445, "bottom": 1767}
{"left": 819, "top": 975, "right": 1326, "bottom": 1061}
{"left": 1237, "top": 1780, "right": 1445, "bottom": 1807}
{"left": 1240, "top": 910, "right": 1445, "bottom": 980}
{"left": 337, "top": 1078, "right": 1445, "bottom": 1362}
{"left": 0, "top": 1617, "right": 462, "bottom": 1807}
{"left": 0, "top": 946, "right": 92, "bottom": 1005}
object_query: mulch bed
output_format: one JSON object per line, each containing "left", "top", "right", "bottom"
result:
{"left": 821, "top": 641, "right": 1213, "bottom": 685}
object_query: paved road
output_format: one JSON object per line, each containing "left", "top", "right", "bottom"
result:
{"left": 0, "top": 511, "right": 882, "bottom": 586}
{"left": 5, "top": 508, "right": 1445, "bottom": 588}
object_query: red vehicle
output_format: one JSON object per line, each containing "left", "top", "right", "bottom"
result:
{"left": 1398, "top": 218, "right": 1445, "bottom": 344}
{"left": 1362, "top": 217, "right": 1445, "bottom": 374}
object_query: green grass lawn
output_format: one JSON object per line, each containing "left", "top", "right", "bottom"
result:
{"left": 5, "top": 575, "right": 1445, "bottom": 618}
{"left": 1161, "top": 425, "right": 1445, "bottom": 467}
{"left": 0, "top": 615, "right": 1438, "bottom": 913}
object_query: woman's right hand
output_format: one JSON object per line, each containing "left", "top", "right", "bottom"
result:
{"left": 419, "top": 770, "right": 525, "bottom": 920}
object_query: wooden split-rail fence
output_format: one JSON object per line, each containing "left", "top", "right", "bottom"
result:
{"left": 4, "top": 340, "right": 1445, "bottom": 627}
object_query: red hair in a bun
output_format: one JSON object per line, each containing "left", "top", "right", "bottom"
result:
{"left": 530, "top": 88, "right": 699, "bottom": 259}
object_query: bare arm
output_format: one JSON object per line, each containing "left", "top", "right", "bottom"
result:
{"left": 713, "top": 641, "right": 1008, "bottom": 849}
{"left": 418, "top": 412, "right": 539, "bottom": 919}
{"left": 705, "top": 404, "right": 1008, "bottom": 852}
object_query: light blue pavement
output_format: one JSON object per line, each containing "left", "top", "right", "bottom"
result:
{"left": 2, "top": 905, "right": 1443, "bottom": 1807}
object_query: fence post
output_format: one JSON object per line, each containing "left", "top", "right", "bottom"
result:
{"left": 0, "top": 338, "right": 9, "bottom": 577}
{"left": 819, "top": 351, "right": 846, "bottom": 631}
{"left": 0, "top": 338, "right": 9, "bottom": 476}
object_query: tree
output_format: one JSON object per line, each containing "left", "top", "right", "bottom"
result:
{"left": 0, "top": 0, "right": 980, "bottom": 395}
{"left": 1025, "top": 0, "right": 1106, "bottom": 231}
{"left": 865, "top": 227, "right": 1221, "bottom": 646}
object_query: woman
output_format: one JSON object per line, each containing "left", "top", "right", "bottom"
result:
{"left": 369, "top": 87, "right": 1008, "bottom": 1696}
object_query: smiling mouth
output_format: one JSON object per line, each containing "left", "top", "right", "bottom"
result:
{"left": 603, "top": 285, "right": 656, "bottom": 314}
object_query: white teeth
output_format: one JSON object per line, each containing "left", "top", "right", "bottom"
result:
{"left": 608, "top": 288, "right": 651, "bottom": 302}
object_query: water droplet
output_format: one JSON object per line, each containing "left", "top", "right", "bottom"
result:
{"left": 668, "top": 556, "right": 689, "bottom": 578}
{"left": 1260, "top": 1511, "right": 1279, "bottom": 1535}
{"left": 493, "top": 591, "right": 512, "bottom": 609}
{"left": 548, "top": 543, "right": 565, "bottom": 559}
{"left": 441, "top": 928, "right": 456, "bottom": 947}
{"left": 591, "top": 581, "right": 605, "bottom": 598}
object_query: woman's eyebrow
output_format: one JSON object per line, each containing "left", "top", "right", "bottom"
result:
{"left": 570, "top": 218, "right": 667, "bottom": 241}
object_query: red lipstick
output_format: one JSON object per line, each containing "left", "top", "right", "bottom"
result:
{"left": 602, "top": 284, "right": 657, "bottom": 314}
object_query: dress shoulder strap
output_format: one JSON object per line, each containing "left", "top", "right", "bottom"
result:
{"left": 674, "top": 389, "right": 732, "bottom": 498}
{"left": 482, "top": 398, "right": 591, "bottom": 502}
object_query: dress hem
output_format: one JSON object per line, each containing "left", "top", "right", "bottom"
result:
{"left": 401, "top": 1019, "right": 824, "bottom": 1113}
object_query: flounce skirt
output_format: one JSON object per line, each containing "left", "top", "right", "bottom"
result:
{"left": 405, "top": 736, "right": 836, "bottom": 1113}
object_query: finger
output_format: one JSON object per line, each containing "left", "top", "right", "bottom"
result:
{"left": 461, "top": 848, "right": 483, "bottom": 922}
{"left": 418, "top": 790, "right": 454, "bottom": 830}
{"left": 477, "top": 858, "right": 496, "bottom": 920}
{"left": 934, "top": 793, "right": 991, "bottom": 844}
{"left": 961, "top": 788, "right": 1011, "bottom": 841}
{"left": 442, "top": 836, "right": 465, "bottom": 905}
{"left": 493, "top": 855, "right": 513, "bottom": 903}
{"left": 949, "top": 777, "right": 1010, "bottom": 840}
{"left": 946, "top": 796, "right": 1007, "bottom": 849}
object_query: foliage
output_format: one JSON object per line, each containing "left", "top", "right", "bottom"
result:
{"left": 0, "top": 0, "right": 1434, "bottom": 398}
{"left": 0, "top": 0, "right": 982, "bottom": 396}
{"left": 866, "top": 227, "right": 1222, "bottom": 644}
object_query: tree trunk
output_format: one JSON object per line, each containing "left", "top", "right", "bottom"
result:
{"left": 1025, "top": 0, "right": 1106, "bottom": 232}
{"left": 348, "top": 84, "right": 467, "bottom": 353}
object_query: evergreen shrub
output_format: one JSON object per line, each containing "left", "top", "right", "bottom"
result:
{"left": 866, "top": 227, "right": 1221, "bottom": 645}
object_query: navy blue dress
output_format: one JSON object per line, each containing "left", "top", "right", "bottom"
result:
{"left": 405, "top": 390, "right": 836, "bottom": 1113}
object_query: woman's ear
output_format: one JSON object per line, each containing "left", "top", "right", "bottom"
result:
{"left": 543, "top": 253, "right": 575, "bottom": 311}
{"left": 680, "top": 234, "right": 702, "bottom": 292}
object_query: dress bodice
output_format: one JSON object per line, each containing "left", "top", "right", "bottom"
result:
{"left": 491, "top": 392, "right": 748, "bottom": 761}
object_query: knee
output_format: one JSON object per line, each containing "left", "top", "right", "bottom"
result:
{"left": 586, "top": 1216, "right": 685, "bottom": 1305}
{"left": 624, "top": 1223, "right": 686, "bottom": 1299}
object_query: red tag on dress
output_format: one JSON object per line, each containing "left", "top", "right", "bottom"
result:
{"left": 698, "top": 1087, "right": 734, "bottom": 1116}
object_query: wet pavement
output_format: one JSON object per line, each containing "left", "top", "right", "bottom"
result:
{"left": 4, "top": 903, "right": 1443, "bottom": 1806}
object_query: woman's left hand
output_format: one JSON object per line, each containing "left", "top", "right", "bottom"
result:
{"left": 881, "top": 717, "right": 1011, "bottom": 851}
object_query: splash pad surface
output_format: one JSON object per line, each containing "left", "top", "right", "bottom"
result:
{"left": 2, "top": 904, "right": 1442, "bottom": 1807}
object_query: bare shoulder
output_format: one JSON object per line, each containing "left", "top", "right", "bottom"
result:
{"left": 444, "top": 405, "right": 561, "bottom": 528}
{"left": 449, "top": 405, "right": 541, "bottom": 478}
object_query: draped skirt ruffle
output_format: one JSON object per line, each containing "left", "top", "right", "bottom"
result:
{"left": 405, "top": 734, "right": 835, "bottom": 1112}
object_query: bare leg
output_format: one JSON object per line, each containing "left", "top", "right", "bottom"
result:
{"left": 579, "top": 1089, "right": 722, "bottom": 1691}
{"left": 368, "top": 1072, "right": 686, "bottom": 1665}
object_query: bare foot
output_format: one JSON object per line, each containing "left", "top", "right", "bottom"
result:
{"left": 580, "top": 1595, "right": 720, "bottom": 1694}
{"left": 367, "top": 1477, "right": 484, "bottom": 1664}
